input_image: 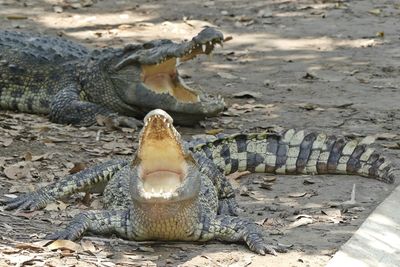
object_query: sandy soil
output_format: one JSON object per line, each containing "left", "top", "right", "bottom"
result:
{"left": 0, "top": 0, "right": 399, "bottom": 266}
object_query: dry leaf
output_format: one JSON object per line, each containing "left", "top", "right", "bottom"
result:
{"left": 0, "top": 157, "right": 7, "bottom": 167}
{"left": 5, "top": 255, "right": 37, "bottom": 266}
{"left": 233, "top": 91, "right": 262, "bottom": 99}
{"left": 44, "top": 201, "right": 67, "bottom": 211}
{"left": 226, "top": 171, "right": 250, "bottom": 180}
{"left": 96, "top": 114, "right": 121, "bottom": 130}
{"left": 368, "top": 8, "right": 381, "bottom": 16}
{"left": 15, "top": 242, "right": 46, "bottom": 252}
{"left": 47, "top": 240, "right": 82, "bottom": 252}
{"left": 321, "top": 209, "right": 341, "bottom": 217}
{"left": 81, "top": 240, "right": 97, "bottom": 253}
{"left": 382, "top": 143, "right": 400, "bottom": 149}
{"left": 287, "top": 217, "right": 313, "bottom": 229}
{"left": 138, "top": 246, "right": 155, "bottom": 253}
{"left": 375, "top": 133, "right": 398, "bottom": 140}
{"left": 0, "top": 137, "right": 13, "bottom": 147}
{"left": 302, "top": 72, "right": 317, "bottom": 80}
{"left": 298, "top": 103, "right": 324, "bottom": 111}
{"left": 24, "top": 151, "right": 33, "bottom": 161}
{"left": 53, "top": 5, "right": 63, "bottom": 13}
{"left": 90, "top": 198, "right": 104, "bottom": 209}
{"left": 239, "top": 185, "right": 249, "bottom": 196}
{"left": 69, "top": 162, "right": 87, "bottom": 174}
{"left": 263, "top": 176, "right": 277, "bottom": 182}
{"left": 25, "top": 152, "right": 50, "bottom": 161}
{"left": 289, "top": 192, "right": 307, "bottom": 198}
{"left": 6, "top": 15, "right": 28, "bottom": 20}
{"left": 205, "top": 128, "right": 223, "bottom": 135}
{"left": 4, "top": 161, "right": 32, "bottom": 179}
{"left": 303, "top": 178, "right": 315, "bottom": 185}
{"left": 259, "top": 182, "right": 273, "bottom": 190}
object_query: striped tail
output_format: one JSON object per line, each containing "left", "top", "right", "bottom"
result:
{"left": 190, "top": 129, "right": 395, "bottom": 183}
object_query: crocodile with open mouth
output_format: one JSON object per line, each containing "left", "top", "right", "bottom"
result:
{"left": 3, "top": 109, "right": 395, "bottom": 255}
{"left": 0, "top": 28, "right": 225, "bottom": 127}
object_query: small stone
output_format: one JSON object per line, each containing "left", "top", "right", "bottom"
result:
{"left": 263, "top": 79, "right": 271, "bottom": 87}
{"left": 53, "top": 6, "right": 63, "bottom": 13}
{"left": 258, "top": 9, "right": 273, "bottom": 18}
{"left": 221, "top": 10, "right": 229, "bottom": 16}
{"left": 138, "top": 246, "right": 155, "bottom": 253}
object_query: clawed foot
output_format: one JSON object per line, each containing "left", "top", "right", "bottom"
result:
{"left": 45, "top": 213, "right": 89, "bottom": 240}
{"left": 45, "top": 229, "right": 79, "bottom": 241}
{"left": 3, "top": 191, "right": 50, "bottom": 211}
{"left": 244, "top": 230, "right": 289, "bottom": 255}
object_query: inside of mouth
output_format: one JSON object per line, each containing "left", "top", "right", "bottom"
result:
{"left": 140, "top": 43, "right": 215, "bottom": 104}
{"left": 138, "top": 116, "right": 187, "bottom": 198}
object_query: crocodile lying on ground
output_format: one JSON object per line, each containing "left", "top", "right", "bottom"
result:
{"left": 4, "top": 109, "right": 395, "bottom": 255}
{"left": 0, "top": 28, "right": 225, "bottom": 127}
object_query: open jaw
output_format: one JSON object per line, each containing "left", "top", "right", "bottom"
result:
{"left": 140, "top": 35, "right": 224, "bottom": 103}
{"left": 135, "top": 109, "right": 191, "bottom": 200}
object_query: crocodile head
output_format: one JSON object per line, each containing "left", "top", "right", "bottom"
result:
{"left": 130, "top": 109, "right": 201, "bottom": 203}
{"left": 105, "top": 27, "right": 225, "bottom": 125}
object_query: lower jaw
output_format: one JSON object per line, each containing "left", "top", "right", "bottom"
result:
{"left": 121, "top": 84, "right": 224, "bottom": 124}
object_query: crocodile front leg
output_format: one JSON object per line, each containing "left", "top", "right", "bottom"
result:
{"left": 50, "top": 87, "right": 142, "bottom": 128}
{"left": 4, "top": 159, "right": 128, "bottom": 211}
{"left": 201, "top": 216, "right": 281, "bottom": 255}
{"left": 46, "top": 209, "right": 133, "bottom": 240}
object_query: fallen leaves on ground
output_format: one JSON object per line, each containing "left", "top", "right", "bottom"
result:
{"left": 4, "top": 161, "right": 32, "bottom": 180}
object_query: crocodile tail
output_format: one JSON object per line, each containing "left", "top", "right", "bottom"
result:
{"left": 191, "top": 129, "right": 395, "bottom": 184}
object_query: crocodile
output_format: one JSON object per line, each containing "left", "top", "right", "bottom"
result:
{"left": 4, "top": 109, "right": 395, "bottom": 255}
{"left": 0, "top": 28, "right": 225, "bottom": 127}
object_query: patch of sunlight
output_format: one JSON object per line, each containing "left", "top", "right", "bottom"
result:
{"left": 37, "top": 11, "right": 153, "bottom": 30}
{"left": 226, "top": 32, "right": 382, "bottom": 52}
{"left": 37, "top": 15, "right": 217, "bottom": 43}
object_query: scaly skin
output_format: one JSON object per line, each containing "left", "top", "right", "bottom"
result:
{"left": 3, "top": 110, "right": 395, "bottom": 255}
{"left": 0, "top": 28, "right": 225, "bottom": 127}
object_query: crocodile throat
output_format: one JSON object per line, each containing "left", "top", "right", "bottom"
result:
{"left": 136, "top": 109, "right": 188, "bottom": 199}
{"left": 140, "top": 39, "right": 221, "bottom": 103}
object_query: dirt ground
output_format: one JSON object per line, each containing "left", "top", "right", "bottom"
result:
{"left": 0, "top": 0, "right": 399, "bottom": 266}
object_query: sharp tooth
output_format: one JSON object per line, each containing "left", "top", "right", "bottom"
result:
{"left": 202, "top": 44, "right": 206, "bottom": 52}
{"left": 189, "top": 49, "right": 192, "bottom": 54}
{"left": 151, "top": 188, "right": 155, "bottom": 193}
{"left": 209, "top": 41, "right": 212, "bottom": 45}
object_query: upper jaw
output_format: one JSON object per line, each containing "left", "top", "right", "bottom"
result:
{"left": 113, "top": 27, "right": 224, "bottom": 70}
{"left": 139, "top": 27, "right": 224, "bottom": 65}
